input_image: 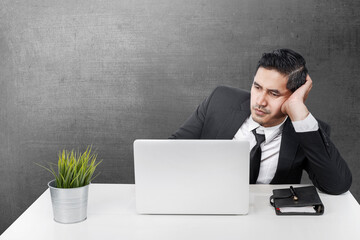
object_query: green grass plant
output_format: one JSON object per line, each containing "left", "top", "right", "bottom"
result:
{"left": 37, "top": 146, "right": 102, "bottom": 188}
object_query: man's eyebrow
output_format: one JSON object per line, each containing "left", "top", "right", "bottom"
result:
{"left": 253, "top": 81, "right": 261, "bottom": 87}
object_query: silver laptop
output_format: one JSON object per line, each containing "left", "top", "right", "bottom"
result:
{"left": 133, "top": 139, "right": 250, "bottom": 215}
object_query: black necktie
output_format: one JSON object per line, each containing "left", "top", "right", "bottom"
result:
{"left": 250, "top": 129, "right": 266, "bottom": 184}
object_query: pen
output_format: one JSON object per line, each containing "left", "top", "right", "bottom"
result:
{"left": 290, "top": 186, "right": 298, "bottom": 201}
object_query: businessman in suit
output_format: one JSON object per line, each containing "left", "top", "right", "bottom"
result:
{"left": 170, "top": 49, "right": 352, "bottom": 195}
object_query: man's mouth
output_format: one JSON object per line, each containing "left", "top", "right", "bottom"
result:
{"left": 252, "top": 106, "right": 270, "bottom": 116}
{"left": 255, "top": 108, "right": 266, "bottom": 115}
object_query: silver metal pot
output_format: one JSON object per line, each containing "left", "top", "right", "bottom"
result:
{"left": 48, "top": 180, "right": 89, "bottom": 224}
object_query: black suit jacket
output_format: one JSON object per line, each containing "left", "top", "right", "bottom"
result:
{"left": 170, "top": 86, "right": 352, "bottom": 195}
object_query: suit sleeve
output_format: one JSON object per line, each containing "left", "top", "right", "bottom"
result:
{"left": 299, "top": 123, "right": 352, "bottom": 195}
{"left": 169, "top": 88, "right": 217, "bottom": 139}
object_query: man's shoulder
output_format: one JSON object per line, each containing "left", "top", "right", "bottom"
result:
{"left": 210, "top": 85, "right": 250, "bottom": 102}
{"left": 212, "top": 85, "right": 250, "bottom": 95}
{"left": 206, "top": 85, "right": 250, "bottom": 110}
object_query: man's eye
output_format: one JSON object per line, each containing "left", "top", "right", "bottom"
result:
{"left": 270, "top": 92, "right": 279, "bottom": 97}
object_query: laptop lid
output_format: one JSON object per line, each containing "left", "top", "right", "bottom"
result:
{"left": 133, "top": 139, "right": 250, "bottom": 215}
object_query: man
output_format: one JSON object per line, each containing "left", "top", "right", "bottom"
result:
{"left": 170, "top": 49, "right": 352, "bottom": 195}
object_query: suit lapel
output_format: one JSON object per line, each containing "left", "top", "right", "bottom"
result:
{"left": 215, "top": 99, "right": 250, "bottom": 139}
{"left": 270, "top": 118, "right": 300, "bottom": 183}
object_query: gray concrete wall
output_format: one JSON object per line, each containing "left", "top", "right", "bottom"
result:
{"left": 1, "top": 0, "right": 359, "bottom": 234}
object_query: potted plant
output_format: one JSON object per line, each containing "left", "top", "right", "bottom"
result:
{"left": 38, "top": 146, "right": 102, "bottom": 224}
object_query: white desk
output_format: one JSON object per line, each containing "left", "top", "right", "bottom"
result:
{"left": 1, "top": 184, "right": 360, "bottom": 240}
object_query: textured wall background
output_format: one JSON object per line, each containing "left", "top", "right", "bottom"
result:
{"left": 0, "top": 0, "right": 359, "bottom": 234}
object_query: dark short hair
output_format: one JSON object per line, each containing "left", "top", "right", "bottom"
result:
{"left": 256, "top": 49, "right": 308, "bottom": 92}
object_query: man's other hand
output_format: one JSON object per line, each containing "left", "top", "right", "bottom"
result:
{"left": 281, "top": 75, "right": 313, "bottom": 121}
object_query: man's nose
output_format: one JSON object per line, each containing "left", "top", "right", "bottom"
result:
{"left": 256, "top": 92, "right": 267, "bottom": 106}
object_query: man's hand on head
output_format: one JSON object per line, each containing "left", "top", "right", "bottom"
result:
{"left": 281, "top": 75, "right": 313, "bottom": 121}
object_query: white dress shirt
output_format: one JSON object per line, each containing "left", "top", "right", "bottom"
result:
{"left": 233, "top": 113, "right": 319, "bottom": 183}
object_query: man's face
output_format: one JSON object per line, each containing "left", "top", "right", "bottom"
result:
{"left": 250, "top": 67, "right": 292, "bottom": 127}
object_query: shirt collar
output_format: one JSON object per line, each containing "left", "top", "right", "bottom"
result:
{"left": 248, "top": 116, "right": 287, "bottom": 144}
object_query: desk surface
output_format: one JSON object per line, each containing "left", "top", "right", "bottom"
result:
{"left": 1, "top": 184, "right": 360, "bottom": 240}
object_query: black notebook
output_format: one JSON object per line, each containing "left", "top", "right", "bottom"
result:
{"left": 270, "top": 186, "right": 324, "bottom": 215}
